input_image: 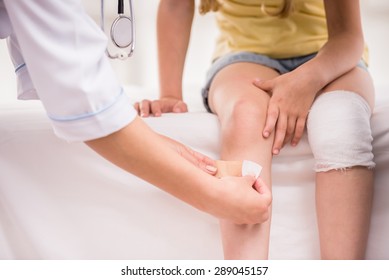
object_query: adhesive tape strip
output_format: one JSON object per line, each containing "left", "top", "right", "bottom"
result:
{"left": 242, "top": 160, "right": 262, "bottom": 179}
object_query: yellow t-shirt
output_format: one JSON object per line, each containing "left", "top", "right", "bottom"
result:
{"left": 213, "top": 0, "right": 368, "bottom": 62}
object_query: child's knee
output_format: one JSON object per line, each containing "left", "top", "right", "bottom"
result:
{"left": 307, "top": 91, "right": 375, "bottom": 172}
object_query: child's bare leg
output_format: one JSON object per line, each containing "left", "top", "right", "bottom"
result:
{"left": 308, "top": 73, "right": 375, "bottom": 259}
{"left": 208, "top": 63, "right": 278, "bottom": 259}
{"left": 218, "top": 132, "right": 273, "bottom": 259}
{"left": 316, "top": 168, "right": 374, "bottom": 259}
{"left": 217, "top": 150, "right": 272, "bottom": 259}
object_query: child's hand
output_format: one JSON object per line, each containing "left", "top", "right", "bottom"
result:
{"left": 134, "top": 97, "right": 188, "bottom": 117}
{"left": 253, "top": 72, "right": 316, "bottom": 155}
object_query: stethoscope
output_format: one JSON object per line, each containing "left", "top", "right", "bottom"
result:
{"left": 100, "top": 0, "right": 135, "bottom": 60}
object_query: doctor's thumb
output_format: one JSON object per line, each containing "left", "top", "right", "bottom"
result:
{"left": 253, "top": 177, "right": 271, "bottom": 195}
{"left": 242, "top": 175, "right": 257, "bottom": 187}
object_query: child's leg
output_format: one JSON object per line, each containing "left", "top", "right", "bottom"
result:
{"left": 316, "top": 168, "right": 374, "bottom": 259}
{"left": 208, "top": 62, "right": 278, "bottom": 259}
{"left": 308, "top": 68, "right": 375, "bottom": 259}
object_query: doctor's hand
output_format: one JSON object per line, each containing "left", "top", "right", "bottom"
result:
{"left": 158, "top": 135, "right": 271, "bottom": 224}
{"left": 214, "top": 175, "right": 272, "bottom": 224}
{"left": 252, "top": 72, "right": 316, "bottom": 155}
{"left": 134, "top": 97, "right": 188, "bottom": 117}
{"left": 159, "top": 134, "right": 217, "bottom": 175}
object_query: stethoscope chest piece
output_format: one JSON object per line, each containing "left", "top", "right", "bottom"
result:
{"left": 111, "top": 15, "right": 133, "bottom": 48}
{"left": 100, "top": 0, "right": 135, "bottom": 60}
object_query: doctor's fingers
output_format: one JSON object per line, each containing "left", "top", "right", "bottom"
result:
{"left": 158, "top": 133, "right": 216, "bottom": 174}
{"left": 176, "top": 142, "right": 217, "bottom": 175}
{"left": 238, "top": 176, "right": 271, "bottom": 224}
{"left": 253, "top": 176, "right": 271, "bottom": 196}
{"left": 217, "top": 176, "right": 271, "bottom": 224}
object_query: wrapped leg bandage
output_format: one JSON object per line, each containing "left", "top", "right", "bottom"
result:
{"left": 307, "top": 91, "right": 375, "bottom": 172}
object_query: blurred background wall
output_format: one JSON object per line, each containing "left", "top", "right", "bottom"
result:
{"left": 1, "top": 0, "right": 388, "bottom": 101}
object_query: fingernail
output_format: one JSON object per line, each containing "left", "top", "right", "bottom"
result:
{"left": 205, "top": 165, "right": 217, "bottom": 173}
{"left": 263, "top": 131, "right": 269, "bottom": 138}
{"left": 273, "top": 149, "right": 279, "bottom": 155}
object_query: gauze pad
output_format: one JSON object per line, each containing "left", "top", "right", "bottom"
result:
{"left": 242, "top": 160, "right": 262, "bottom": 179}
{"left": 307, "top": 91, "right": 375, "bottom": 172}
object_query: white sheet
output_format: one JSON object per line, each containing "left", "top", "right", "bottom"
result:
{"left": 0, "top": 89, "right": 388, "bottom": 259}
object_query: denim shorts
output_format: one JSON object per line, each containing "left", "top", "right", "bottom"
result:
{"left": 201, "top": 51, "right": 368, "bottom": 112}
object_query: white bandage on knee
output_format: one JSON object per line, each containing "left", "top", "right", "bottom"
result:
{"left": 307, "top": 90, "right": 375, "bottom": 172}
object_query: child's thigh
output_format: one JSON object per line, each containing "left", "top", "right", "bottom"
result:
{"left": 208, "top": 62, "right": 279, "bottom": 116}
{"left": 322, "top": 67, "right": 375, "bottom": 110}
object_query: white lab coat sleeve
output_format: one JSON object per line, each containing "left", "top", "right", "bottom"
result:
{"left": 0, "top": 1, "right": 12, "bottom": 38}
{"left": 7, "top": 34, "right": 39, "bottom": 100}
{"left": 3, "top": 0, "right": 137, "bottom": 142}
